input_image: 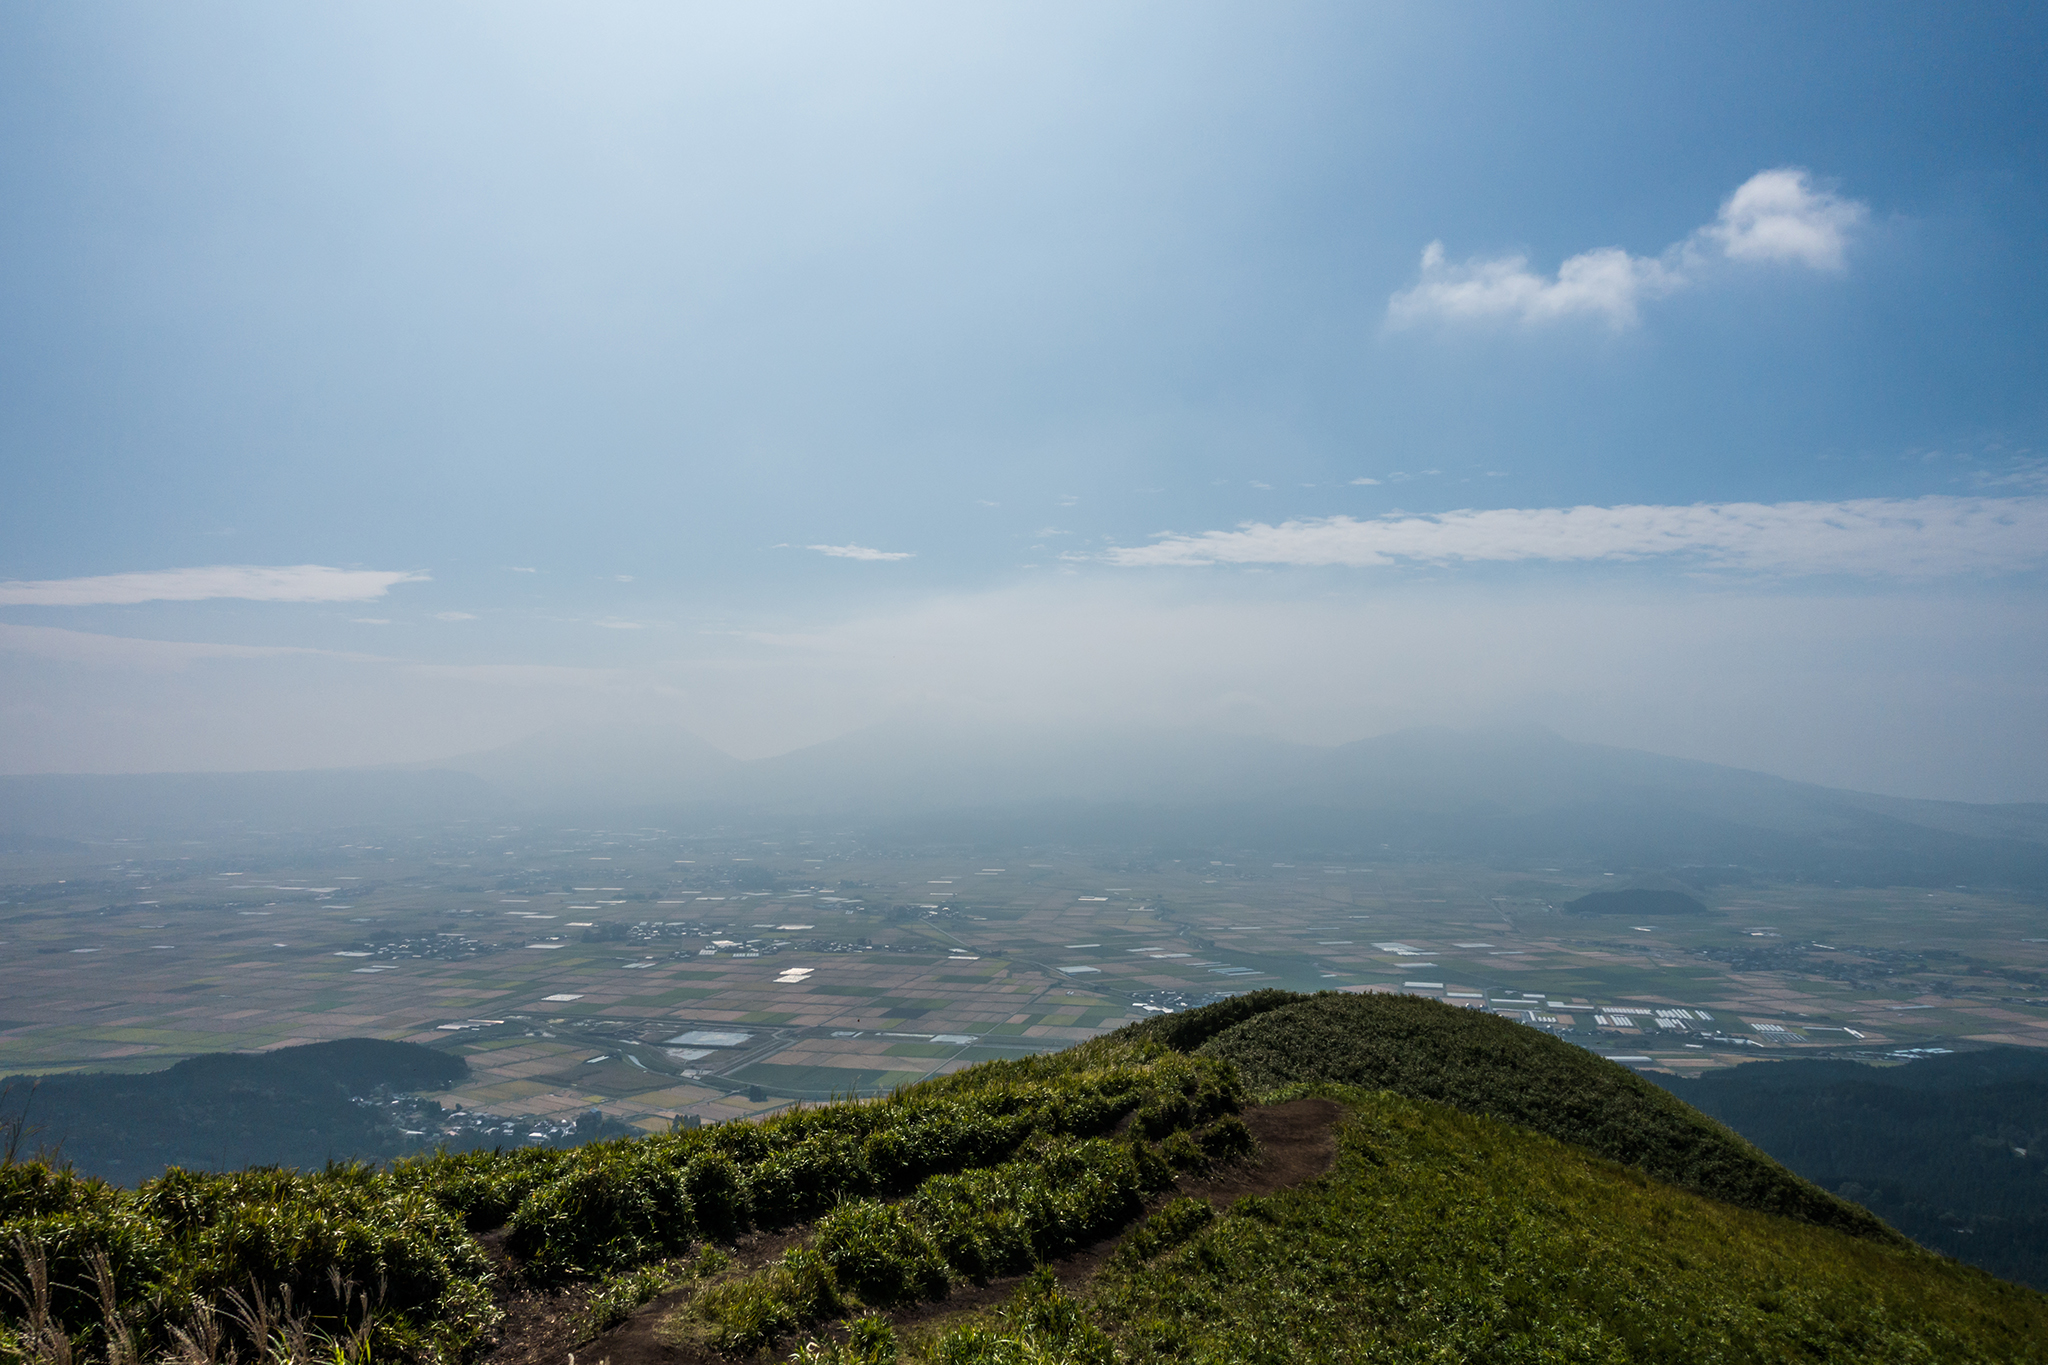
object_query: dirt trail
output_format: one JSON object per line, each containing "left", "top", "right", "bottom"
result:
{"left": 484, "top": 1097, "right": 1344, "bottom": 1365}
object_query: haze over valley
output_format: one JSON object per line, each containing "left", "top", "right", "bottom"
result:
{"left": 3, "top": 4, "right": 2046, "bottom": 1360}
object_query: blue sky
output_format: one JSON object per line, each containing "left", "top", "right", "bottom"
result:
{"left": 2, "top": 2, "right": 2044, "bottom": 798}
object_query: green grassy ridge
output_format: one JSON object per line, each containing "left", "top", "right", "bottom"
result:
{"left": 0, "top": 1040, "right": 1234, "bottom": 1364}
{"left": 5, "top": 1002, "right": 2026, "bottom": 1365}
{"left": 921, "top": 1087, "right": 2048, "bottom": 1365}
{"left": 1108, "top": 989, "right": 1893, "bottom": 1243}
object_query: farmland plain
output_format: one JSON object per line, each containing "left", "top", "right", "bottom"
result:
{"left": 3, "top": 822, "right": 2044, "bottom": 1135}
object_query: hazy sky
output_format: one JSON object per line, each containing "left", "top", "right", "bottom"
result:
{"left": 2, "top": 2, "right": 2044, "bottom": 800}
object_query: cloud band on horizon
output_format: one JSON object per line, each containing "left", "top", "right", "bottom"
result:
{"left": 1102, "top": 495, "right": 2048, "bottom": 578}
{"left": 808, "top": 544, "right": 915, "bottom": 561}
{"left": 0, "top": 565, "right": 429, "bottom": 607}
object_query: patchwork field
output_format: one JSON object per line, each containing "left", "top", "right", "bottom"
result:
{"left": 3, "top": 824, "right": 2044, "bottom": 1132}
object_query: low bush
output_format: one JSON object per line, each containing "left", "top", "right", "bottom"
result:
{"left": 680, "top": 1152, "right": 746, "bottom": 1241}
{"left": 812, "top": 1202, "right": 947, "bottom": 1309}
{"left": 5, "top": 1163, "right": 496, "bottom": 1364}
{"left": 1156, "top": 1130, "right": 1207, "bottom": 1173}
{"left": 1196, "top": 1114, "right": 1255, "bottom": 1165}
{"left": 506, "top": 1144, "right": 693, "bottom": 1278}
{"left": 690, "top": 1136, "right": 1158, "bottom": 1351}
{"left": 693, "top": 1247, "right": 842, "bottom": 1355}
{"left": 391, "top": 1145, "right": 566, "bottom": 1230}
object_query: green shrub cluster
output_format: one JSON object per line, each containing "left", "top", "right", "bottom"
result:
{"left": 1129, "top": 989, "right": 1896, "bottom": 1242}
{"left": 691, "top": 1247, "right": 845, "bottom": 1355}
{"left": 388, "top": 1144, "right": 566, "bottom": 1231}
{"left": 504, "top": 1141, "right": 693, "bottom": 1277}
{"left": 2, "top": 1043, "right": 1237, "bottom": 1364}
{"left": 1, "top": 1160, "right": 494, "bottom": 1363}
{"left": 687, "top": 1134, "right": 1176, "bottom": 1353}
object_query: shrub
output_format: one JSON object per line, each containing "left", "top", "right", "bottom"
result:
{"left": 506, "top": 1145, "right": 693, "bottom": 1277}
{"left": 682, "top": 1152, "right": 747, "bottom": 1241}
{"left": 696, "top": 1247, "right": 842, "bottom": 1355}
{"left": 745, "top": 1136, "right": 869, "bottom": 1229}
{"left": 811, "top": 1201, "right": 947, "bottom": 1309}
{"left": 1197, "top": 1115, "right": 1255, "bottom": 1165}
{"left": 2, "top": 1031, "right": 1236, "bottom": 1364}
{"left": 1157, "top": 1130, "right": 1208, "bottom": 1173}
{"left": 391, "top": 1144, "right": 567, "bottom": 1230}
{"left": 785, "top": 1313, "right": 898, "bottom": 1365}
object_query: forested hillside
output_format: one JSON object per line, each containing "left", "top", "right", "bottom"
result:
{"left": 1, "top": 1040, "right": 468, "bottom": 1183}
{"left": 1659, "top": 1047, "right": 2048, "bottom": 1288}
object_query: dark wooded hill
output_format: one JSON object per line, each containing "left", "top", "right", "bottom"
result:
{"left": 1657, "top": 1047, "right": 2048, "bottom": 1289}
{"left": 0, "top": 1038, "right": 465, "bottom": 1183}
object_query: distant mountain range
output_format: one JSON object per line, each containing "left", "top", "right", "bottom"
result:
{"left": 3, "top": 722, "right": 2045, "bottom": 886}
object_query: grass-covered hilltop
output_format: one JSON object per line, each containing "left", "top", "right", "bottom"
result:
{"left": 5, "top": 993, "right": 2045, "bottom": 1365}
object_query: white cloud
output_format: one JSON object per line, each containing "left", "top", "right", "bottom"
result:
{"left": 1972, "top": 456, "right": 2048, "bottom": 493}
{"left": 1389, "top": 241, "right": 1682, "bottom": 330}
{"left": 1387, "top": 168, "right": 1867, "bottom": 330}
{"left": 808, "top": 544, "right": 915, "bottom": 561}
{"left": 351, "top": 618, "right": 392, "bottom": 625}
{"left": 1103, "top": 495, "right": 2048, "bottom": 578}
{"left": 1701, "top": 168, "right": 1866, "bottom": 270}
{"left": 505, "top": 566, "right": 539, "bottom": 573}
{"left": 597, "top": 620, "right": 645, "bottom": 629}
{"left": 435, "top": 611, "right": 479, "bottom": 621}
{"left": 615, "top": 574, "right": 636, "bottom": 582}
{"left": 0, "top": 565, "right": 427, "bottom": 607}
{"left": 1350, "top": 477, "right": 1380, "bottom": 486}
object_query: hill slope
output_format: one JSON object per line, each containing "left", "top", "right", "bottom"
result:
{"left": 3, "top": 1001, "right": 2042, "bottom": 1365}
{"left": 1658, "top": 1048, "right": 2048, "bottom": 1288}
{"left": 1064, "top": 1087, "right": 2044, "bottom": 1365}
{"left": 1147, "top": 989, "right": 1892, "bottom": 1241}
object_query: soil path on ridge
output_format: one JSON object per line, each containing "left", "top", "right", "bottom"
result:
{"left": 484, "top": 1096, "right": 1344, "bottom": 1365}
